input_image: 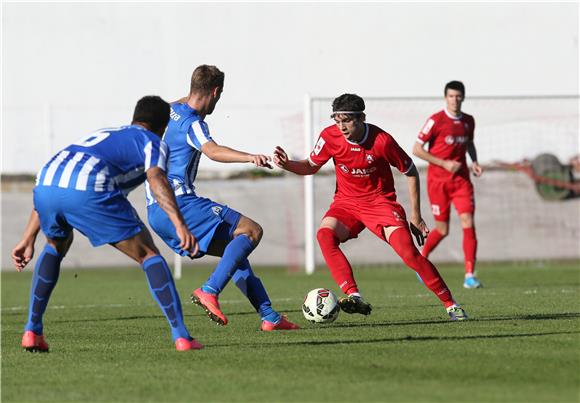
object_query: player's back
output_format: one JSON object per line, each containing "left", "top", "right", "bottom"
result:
{"left": 36, "top": 125, "right": 166, "bottom": 196}
{"left": 159, "top": 102, "right": 212, "bottom": 199}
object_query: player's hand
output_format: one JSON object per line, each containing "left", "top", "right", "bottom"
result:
{"left": 249, "top": 154, "right": 273, "bottom": 169}
{"left": 175, "top": 224, "right": 199, "bottom": 257}
{"left": 442, "top": 160, "right": 461, "bottom": 174}
{"left": 12, "top": 237, "right": 35, "bottom": 272}
{"left": 472, "top": 162, "right": 484, "bottom": 177}
{"left": 273, "top": 146, "right": 289, "bottom": 169}
{"left": 409, "top": 217, "right": 429, "bottom": 247}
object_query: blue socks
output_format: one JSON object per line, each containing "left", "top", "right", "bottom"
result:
{"left": 142, "top": 255, "right": 190, "bottom": 341}
{"left": 25, "top": 245, "right": 61, "bottom": 334}
{"left": 204, "top": 234, "right": 255, "bottom": 294}
{"left": 233, "top": 259, "right": 280, "bottom": 323}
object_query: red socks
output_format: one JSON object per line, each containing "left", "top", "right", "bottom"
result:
{"left": 463, "top": 227, "right": 477, "bottom": 275}
{"left": 421, "top": 228, "right": 444, "bottom": 258}
{"left": 389, "top": 227, "right": 455, "bottom": 308}
{"left": 316, "top": 228, "right": 358, "bottom": 295}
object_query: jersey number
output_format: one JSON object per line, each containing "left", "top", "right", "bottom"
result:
{"left": 73, "top": 130, "right": 111, "bottom": 147}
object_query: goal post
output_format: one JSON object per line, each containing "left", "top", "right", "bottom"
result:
{"left": 302, "top": 94, "right": 579, "bottom": 274}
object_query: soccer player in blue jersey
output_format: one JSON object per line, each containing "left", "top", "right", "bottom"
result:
{"left": 147, "top": 65, "right": 299, "bottom": 331}
{"left": 11, "top": 96, "right": 204, "bottom": 352}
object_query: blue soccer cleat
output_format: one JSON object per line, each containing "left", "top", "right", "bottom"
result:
{"left": 463, "top": 276, "right": 483, "bottom": 289}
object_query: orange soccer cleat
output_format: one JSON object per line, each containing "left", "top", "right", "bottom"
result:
{"left": 175, "top": 337, "right": 204, "bottom": 351}
{"left": 260, "top": 315, "right": 300, "bottom": 331}
{"left": 191, "top": 288, "right": 228, "bottom": 326}
{"left": 21, "top": 330, "right": 49, "bottom": 352}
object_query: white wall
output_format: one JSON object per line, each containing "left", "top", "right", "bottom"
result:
{"left": 2, "top": 2, "right": 579, "bottom": 174}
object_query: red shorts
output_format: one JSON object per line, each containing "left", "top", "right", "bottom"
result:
{"left": 427, "top": 176, "right": 474, "bottom": 222}
{"left": 323, "top": 197, "right": 407, "bottom": 241}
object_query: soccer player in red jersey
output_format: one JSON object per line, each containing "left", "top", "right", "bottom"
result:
{"left": 274, "top": 94, "right": 467, "bottom": 321}
{"left": 412, "top": 81, "right": 484, "bottom": 289}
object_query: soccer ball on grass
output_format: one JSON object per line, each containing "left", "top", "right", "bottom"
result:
{"left": 302, "top": 288, "right": 340, "bottom": 323}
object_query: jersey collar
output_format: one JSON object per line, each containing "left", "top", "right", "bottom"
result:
{"left": 345, "top": 123, "right": 369, "bottom": 145}
{"left": 444, "top": 108, "right": 463, "bottom": 120}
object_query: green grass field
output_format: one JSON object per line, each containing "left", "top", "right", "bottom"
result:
{"left": 2, "top": 261, "right": 579, "bottom": 402}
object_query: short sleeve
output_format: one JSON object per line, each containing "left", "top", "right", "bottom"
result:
{"left": 417, "top": 117, "right": 436, "bottom": 145}
{"left": 308, "top": 134, "right": 332, "bottom": 166}
{"left": 386, "top": 135, "right": 414, "bottom": 174}
{"left": 186, "top": 120, "right": 213, "bottom": 150}
{"left": 144, "top": 139, "right": 168, "bottom": 171}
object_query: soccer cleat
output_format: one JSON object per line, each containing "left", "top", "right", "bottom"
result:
{"left": 191, "top": 288, "right": 228, "bottom": 326}
{"left": 21, "top": 330, "right": 49, "bottom": 352}
{"left": 175, "top": 337, "right": 204, "bottom": 351}
{"left": 338, "top": 295, "right": 372, "bottom": 316}
{"left": 446, "top": 305, "right": 468, "bottom": 321}
{"left": 463, "top": 276, "right": 483, "bottom": 289}
{"left": 260, "top": 315, "right": 300, "bottom": 331}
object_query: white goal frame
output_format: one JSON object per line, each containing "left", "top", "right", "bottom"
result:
{"left": 303, "top": 94, "right": 579, "bottom": 275}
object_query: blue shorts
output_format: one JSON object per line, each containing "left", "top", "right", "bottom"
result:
{"left": 33, "top": 186, "right": 144, "bottom": 247}
{"left": 147, "top": 194, "right": 241, "bottom": 257}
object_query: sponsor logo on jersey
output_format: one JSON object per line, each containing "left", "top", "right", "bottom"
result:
{"left": 351, "top": 147, "right": 361, "bottom": 152}
{"left": 421, "top": 119, "right": 435, "bottom": 134}
{"left": 366, "top": 154, "right": 375, "bottom": 164}
{"left": 444, "top": 135, "right": 469, "bottom": 145}
{"left": 212, "top": 206, "right": 223, "bottom": 216}
{"left": 339, "top": 164, "right": 349, "bottom": 173}
{"left": 350, "top": 167, "right": 377, "bottom": 176}
{"left": 313, "top": 137, "right": 326, "bottom": 155}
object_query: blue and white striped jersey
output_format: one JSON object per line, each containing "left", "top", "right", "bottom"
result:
{"left": 36, "top": 125, "right": 167, "bottom": 196}
{"left": 146, "top": 102, "right": 212, "bottom": 205}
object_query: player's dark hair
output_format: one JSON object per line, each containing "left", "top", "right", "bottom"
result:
{"left": 190, "top": 65, "right": 225, "bottom": 95}
{"left": 132, "top": 95, "right": 170, "bottom": 134}
{"left": 332, "top": 93, "right": 365, "bottom": 113}
{"left": 444, "top": 81, "right": 465, "bottom": 96}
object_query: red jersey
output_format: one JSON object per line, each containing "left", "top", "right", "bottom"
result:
{"left": 309, "top": 123, "right": 414, "bottom": 202}
{"left": 417, "top": 109, "right": 475, "bottom": 182}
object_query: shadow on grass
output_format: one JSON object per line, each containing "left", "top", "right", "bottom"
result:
{"left": 327, "top": 312, "right": 580, "bottom": 330}
{"left": 209, "top": 329, "right": 580, "bottom": 348}
{"left": 41, "top": 311, "right": 580, "bottom": 327}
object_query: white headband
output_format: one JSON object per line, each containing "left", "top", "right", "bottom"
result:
{"left": 331, "top": 111, "right": 364, "bottom": 116}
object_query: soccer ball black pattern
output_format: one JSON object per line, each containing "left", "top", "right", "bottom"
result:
{"left": 302, "top": 288, "right": 340, "bottom": 323}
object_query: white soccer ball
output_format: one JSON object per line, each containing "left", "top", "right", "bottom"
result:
{"left": 302, "top": 288, "right": 340, "bottom": 323}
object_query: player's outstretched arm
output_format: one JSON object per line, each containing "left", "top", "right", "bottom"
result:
{"left": 412, "top": 142, "right": 461, "bottom": 174}
{"left": 201, "top": 141, "right": 272, "bottom": 169}
{"left": 273, "top": 146, "right": 320, "bottom": 175}
{"left": 146, "top": 167, "right": 199, "bottom": 256}
{"left": 467, "top": 141, "right": 483, "bottom": 177}
{"left": 12, "top": 209, "right": 41, "bottom": 271}
{"left": 404, "top": 165, "right": 429, "bottom": 246}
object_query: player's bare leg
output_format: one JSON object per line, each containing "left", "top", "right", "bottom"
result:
{"left": 317, "top": 217, "right": 372, "bottom": 316}
{"left": 459, "top": 213, "right": 481, "bottom": 288}
{"left": 384, "top": 226, "right": 467, "bottom": 321}
{"left": 22, "top": 233, "right": 73, "bottom": 352}
{"left": 113, "top": 229, "right": 203, "bottom": 351}
{"left": 421, "top": 220, "right": 448, "bottom": 258}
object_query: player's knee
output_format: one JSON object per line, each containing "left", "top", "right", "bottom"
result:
{"left": 244, "top": 222, "right": 263, "bottom": 246}
{"left": 435, "top": 224, "right": 449, "bottom": 237}
{"left": 460, "top": 215, "right": 474, "bottom": 228}
{"left": 317, "top": 227, "right": 338, "bottom": 247}
{"left": 400, "top": 247, "right": 423, "bottom": 267}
